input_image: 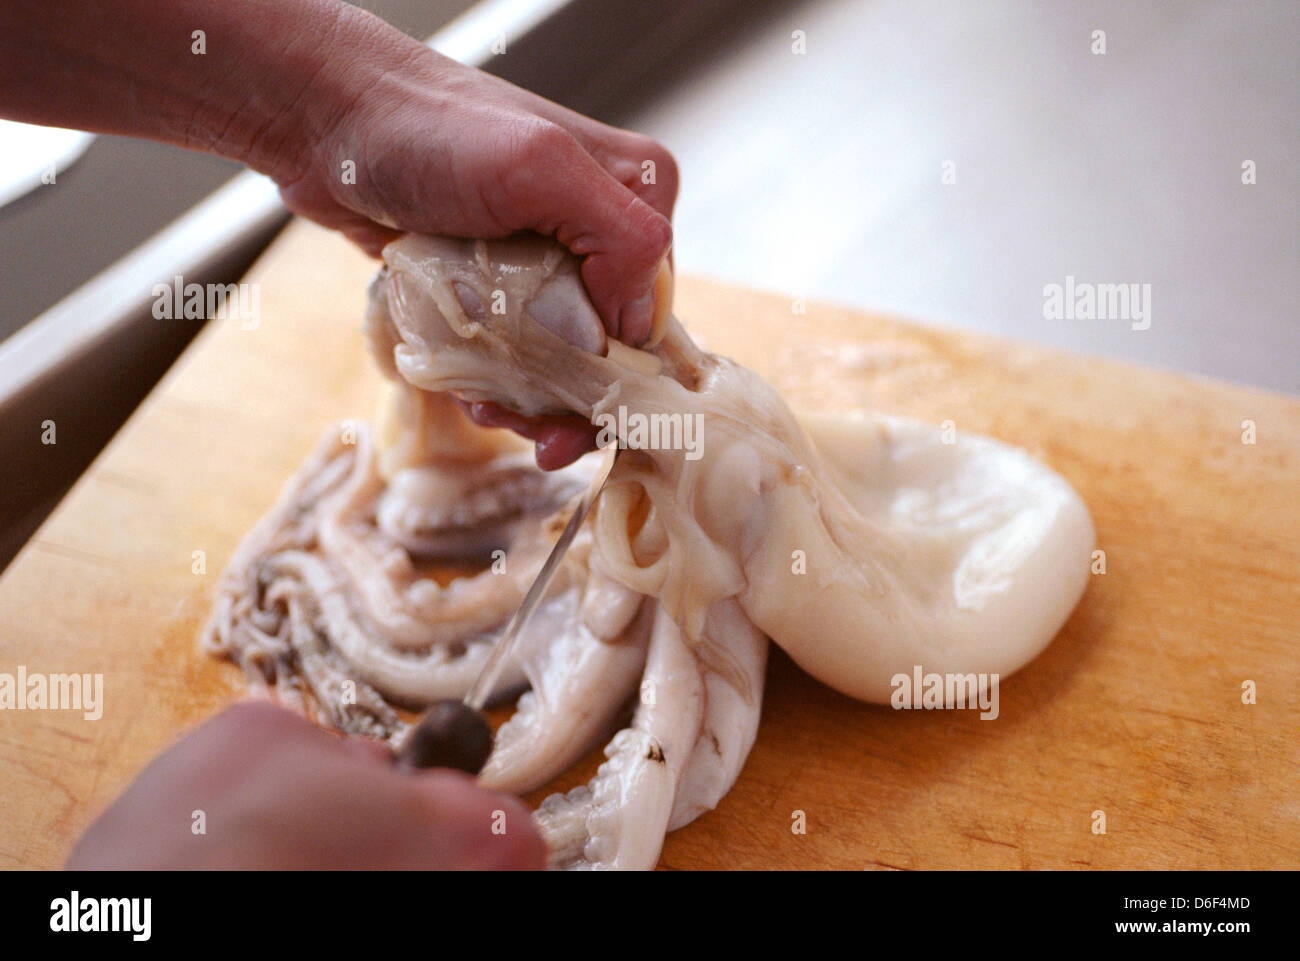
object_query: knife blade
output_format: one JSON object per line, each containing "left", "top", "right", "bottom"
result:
{"left": 395, "top": 441, "right": 620, "bottom": 773}
{"left": 463, "top": 440, "right": 620, "bottom": 710}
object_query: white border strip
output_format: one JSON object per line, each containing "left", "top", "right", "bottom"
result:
{"left": 0, "top": 171, "right": 284, "bottom": 406}
{"left": 429, "top": 0, "right": 572, "bottom": 61}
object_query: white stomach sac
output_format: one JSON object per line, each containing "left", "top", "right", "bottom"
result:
{"left": 202, "top": 232, "right": 1094, "bottom": 869}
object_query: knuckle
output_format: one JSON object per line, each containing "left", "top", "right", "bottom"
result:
{"left": 494, "top": 118, "right": 583, "bottom": 225}
{"left": 628, "top": 202, "right": 673, "bottom": 262}
{"left": 652, "top": 145, "right": 680, "bottom": 192}
{"left": 512, "top": 118, "right": 579, "bottom": 167}
{"left": 623, "top": 134, "right": 678, "bottom": 193}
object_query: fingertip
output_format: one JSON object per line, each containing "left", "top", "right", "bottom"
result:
{"left": 214, "top": 699, "right": 318, "bottom": 739}
{"left": 533, "top": 422, "right": 599, "bottom": 471}
{"left": 351, "top": 225, "right": 403, "bottom": 258}
{"left": 483, "top": 794, "right": 548, "bottom": 870}
{"left": 506, "top": 825, "right": 550, "bottom": 871}
{"left": 471, "top": 798, "right": 548, "bottom": 870}
{"left": 617, "top": 289, "right": 655, "bottom": 347}
{"left": 411, "top": 771, "right": 546, "bottom": 870}
{"left": 585, "top": 201, "right": 672, "bottom": 344}
{"left": 632, "top": 205, "right": 675, "bottom": 279}
{"left": 604, "top": 246, "right": 673, "bottom": 348}
{"left": 341, "top": 735, "right": 397, "bottom": 766}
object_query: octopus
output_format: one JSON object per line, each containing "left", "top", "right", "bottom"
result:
{"left": 202, "top": 233, "right": 1094, "bottom": 869}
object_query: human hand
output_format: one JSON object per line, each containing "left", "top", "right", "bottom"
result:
{"left": 261, "top": 15, "right": 677, "bottom": 469}
{"left": 1, "top": 0, "right": 673, "bottom": 468}
{"left": 67, "top": 701, "right": 546, "bottom": 870}
{"left": 271, "top": 20, "right": 677, "bottom": 347}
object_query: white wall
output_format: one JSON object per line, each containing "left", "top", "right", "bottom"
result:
{"left": 631, "top": 0, "right": 1298, "bottom": 392}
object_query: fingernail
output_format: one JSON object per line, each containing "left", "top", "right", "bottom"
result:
{"left": 619, "top": 290, "right": 655, "bottom": 346}
{"left": 645, "top": 257, "right": 674, "bottom": 347}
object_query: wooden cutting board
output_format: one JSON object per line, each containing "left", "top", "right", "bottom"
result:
{"left": 2, "top": 219, "right": 1296, "bottom": 870}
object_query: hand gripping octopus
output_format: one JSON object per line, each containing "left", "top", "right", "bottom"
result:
{"left": 203, "top": 232, "right": 1094, "bottom": 869}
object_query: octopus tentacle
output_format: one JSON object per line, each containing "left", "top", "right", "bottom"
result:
{"left": 534, "top": 605, "right": 706, "bottom": 870}
{"left": 204, "top": 228, "right": 1093, "bottom": 871}
{"left": 201, "top": 406, "right": 608, "bottom": 728}
{"left": 478, "top": 569, "right": 651, "bottom": 794}
{"left": 666, "top": 598, "right": 767, "bottom": 832}
{"left": 374, "top": 232, "right": 1094, "bottom": 705}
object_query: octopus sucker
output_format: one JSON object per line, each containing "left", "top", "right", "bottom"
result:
{"left": 203, "top": 231, "right": 1094, "bottom": 870}
{"left": 535, "top": 606, "right": 705, "bottom": 870}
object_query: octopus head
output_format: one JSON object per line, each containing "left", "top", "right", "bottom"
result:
{"left": 369, "top": 232, "right": 1095, "bottom": 708}
{"left": 370, "top": 233, "right": 695, "bottom": 426}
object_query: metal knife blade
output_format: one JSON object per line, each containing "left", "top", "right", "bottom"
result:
{"left": 462, "top": 442, "right": 620, "bottom": 711}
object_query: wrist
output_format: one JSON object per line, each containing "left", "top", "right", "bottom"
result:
{"left": 233, "top": 3, "right": 442, "bottom": 185}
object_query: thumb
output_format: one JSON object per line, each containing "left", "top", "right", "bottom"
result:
{"left": 409, "top": 770, "right": 549, "bottom": 870}
{"left": 569, "top": 194, "right": 672, "bottom": 346}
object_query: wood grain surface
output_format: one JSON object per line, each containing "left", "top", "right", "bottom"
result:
{"left": 1, "top": 219, "right": 1296, "bottom": 870}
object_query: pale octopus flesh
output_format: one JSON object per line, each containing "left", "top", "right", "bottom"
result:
{"left": 203, "top": 233, "right": 1094, "bottom": 869}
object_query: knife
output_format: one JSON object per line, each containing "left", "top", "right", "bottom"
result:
{"left": 394, "top": 442, "right": 620, "bottom": 774}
